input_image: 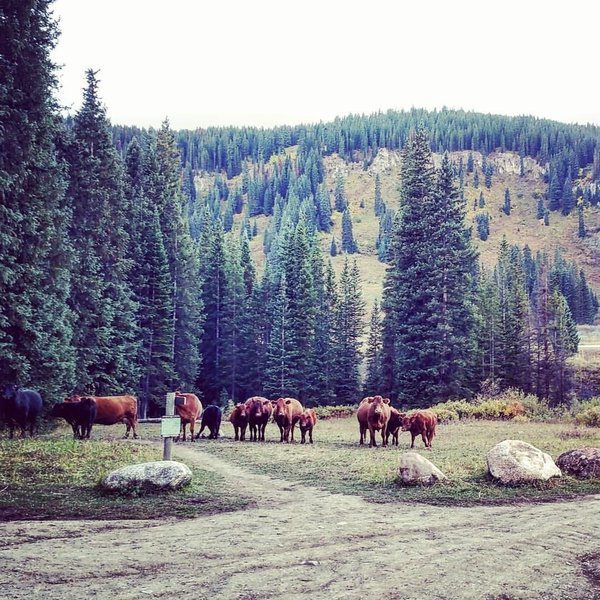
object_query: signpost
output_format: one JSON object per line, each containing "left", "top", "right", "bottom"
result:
{"left": 161, "top": 392, "right": 180, "bottom": 460}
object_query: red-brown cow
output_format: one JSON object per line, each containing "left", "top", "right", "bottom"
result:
{"left": 229, "top": 403, "right": 249, "bottom": 441}
{"left": 174, "top": 391, "right": 203, "bottom": 442}
{"left": 401, "top": 410, "right": 437, "bottom": 449}
{"left": 245, "top": 396, "right": 272, "bottom": 442}
{"left": 271, "top": 397, "right": 303, "bottom": 443}
{"left": 365, "top": 395, "right": 391, "bottom": 447}
{"left": 356, "top": 396, "right": 372, "bottom": 445}
{"left": 65, "top": 394, "right": 138, "bottom": 438}
{"left": 298, "top": 408, "right": 317, "bottom": 444}
{"left": 385, "top": 406, "right": 402, "bottom": 446}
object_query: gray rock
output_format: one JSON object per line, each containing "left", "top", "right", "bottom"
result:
{"left": 102, "top": 460, "right": 192, "bottom": 492}
{"left": 398, "top": 451, "right": 448, "bottom": 486}
{"left": 556, "top": 447, "right": 600, "bottom": 478}
{"left": 487, "top": 440, "right": 561, "bottom": 484}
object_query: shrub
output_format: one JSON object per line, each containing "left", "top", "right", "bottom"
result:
{"left": 314, "top": 405, "right": 357, "bottom": 420}
{"left": 429, "top": 406, "right": 459, "bottom": 423}
{"left": 575, "top": 406, "right": 600, "bottom": 428}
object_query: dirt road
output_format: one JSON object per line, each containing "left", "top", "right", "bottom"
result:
{"left": 1, "top": 445, "right": 599, "bottom": 600}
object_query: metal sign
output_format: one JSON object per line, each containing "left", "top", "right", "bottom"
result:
{"left": 160, "top": 416, "right": 181, "bottom": 438}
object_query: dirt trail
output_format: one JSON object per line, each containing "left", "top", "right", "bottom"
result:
{"left": 1, "top": 444, "right": 599, "bottom": 600}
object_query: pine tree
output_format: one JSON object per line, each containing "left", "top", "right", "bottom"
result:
{"left": 479, "top": 192, "right": 485, "bottom": 208}
{"left": 484, "top": 163, "right": 493, "bottom": 188}
{"left": 578, "top": 204, "right": 586, "bottom": 238}
{"left": 374, "top": 174, "right": 385, "bottom": 216}
{"left": 536, "top": 196, "right": 545, "bottom": 220}
{"left": 473, "top": 169, "right": 480, "bottom": 188}
{"left": 502, "top": 188, "right": 511, "bottom": 215}
{"left": 65, "top": 69, "right": 139, "bottom": 394}
{"left": 341, "top": 208, "right": 357, "bottom": 254}
{"left": 363, "top": 300, "right": 384, "bottom": 395}
{"left": 0, "top": 0, "right": 76, "bottom": 401}
{"left": 476, "top": 213, "right": 490, "bottom": 240}
{"left": 561, "top": 172, "right": 575, "bottom": 215}
{"left": 334, "top": 172, "right": 347, "bottom": 212}
{"left": 330, "top": 236, "right": 338, "bottom": 257}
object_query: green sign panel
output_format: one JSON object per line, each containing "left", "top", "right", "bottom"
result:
{"left": 160, "top": 416, "right": 181, "bottom": 437}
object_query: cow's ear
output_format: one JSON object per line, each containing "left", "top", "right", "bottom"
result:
{"left": 285, "top": 399, "right": 291, "bottom": 405}
{"left": 367, "top": 397, "right": 374, "bottom": 404}
{"left": 383, "top": 398, "right": 390, "bottom": 404}
{"left": 263, "top": 400, "right": 270, "bottom": 406}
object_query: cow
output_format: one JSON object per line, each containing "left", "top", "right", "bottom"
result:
{"left": 195, "top": 405, "right": 222, "bottom": 439}
{"left": 229, "top": 403, "right": 249, "bottom": 441}
{"left": 271, "top": 397, "right": 303, "bottom": 443}
{"left": 360, "top": 395, "right": 391, "bottom": 448}
{"left": 385, "top": 406, "right": 402, "bottom": 446}
{"left": 65, "top": 394, "right": 138, "bottom": 438}
{"left": 174, "top": 391, "right": 202, "bottom": 442}
{"left": 50, "top": 398, "right": 97, "bottom": 439}
{"left": 401, "top": 410, "right": 437, "bottom": 449}
{"left": 245, "top": 396, "right": 272, "bottom": 442}
{"left": 0, "top": 384, "right": 43, "bottom": 438}
{"left": 298, "top": 408, "right": 317, "bottom": 444}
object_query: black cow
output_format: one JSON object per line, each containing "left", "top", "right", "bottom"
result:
{"left": 0, "top": 384, "right": 43, "bottom": 438}
{"left": 51, "top": 398, "right": 97, "bottom": 439}
{"left": 195, "top": 405, "right": 222, "bottom": 439}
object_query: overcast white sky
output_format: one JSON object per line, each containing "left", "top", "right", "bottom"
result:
{"left": 51, "top": 0, "right": 600, "bottom": 130}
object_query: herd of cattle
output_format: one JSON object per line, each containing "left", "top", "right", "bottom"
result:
{"left": 0, "top": 385, "right": 437, "bottom": 449}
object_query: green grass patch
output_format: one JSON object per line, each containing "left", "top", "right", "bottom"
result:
{"left": 0, "top": 435, "right": 250, "bottom": 520}
{"left": 193, "top": 416, "right": 600, "bottom": 506}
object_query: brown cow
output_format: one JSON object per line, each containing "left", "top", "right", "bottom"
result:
{"left": 298, "top": 408, "right": 317, "bottom": 444}
{"left": 366, "top": 395, "right": 391, "bottom": 447}
{"left": 174, "top": 391, "right": 203, "bottom": 442}
{"left": 229, "top": 403, "right": 249, "bottom": 441}
{"left": 271, "top": 397, "right": 303, "bottom": 443}
{"left": 356, "top": 396, "right": 372, "bottom": 445}
{"left": 401, "top": 410, "right": 437, "bottom": 449}
{"left": 65, "top": 394, "right": 138, "bottom": 438}
{"left": 245, "top": 396, "right": 272, "bottom": 441}
{"left": 385, "top": 406, "right": 402, "bottom": 446}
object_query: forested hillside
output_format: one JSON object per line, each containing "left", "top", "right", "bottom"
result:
{"left": 2, "top": 2, "right": 599, "bottom": 417}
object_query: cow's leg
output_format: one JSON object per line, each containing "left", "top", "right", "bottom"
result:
{"left": 240, "top": 424, "right": 246, "bottom": 441}
{"left": 300, "top": 429, "right": 306, "bottom": 444}
{"left": 369, "top": 426, "right": 377, "bottom": 448}
{"left": 234, "top": 426, "right": 239, "bottom": 441}
{"left": 382, "top": 425, "right": 388, "bottom": 447}
{"left": 421, "top": 432, "right": 427, "bottom": 447}
{"left": 309, "top": 428, "right": 313, "bottom": 444}
{"left": 410, "top": 432, "right": 416, "bottom": 448}
{"left": 359, "top": 425, "right": 366, "bottom": 445}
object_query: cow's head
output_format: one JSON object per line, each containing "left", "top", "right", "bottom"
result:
{"left": 234, "top": 403, "right": 248, "bottom": 417}
{"left": 50, "top": 403, "right": 66, "bottom": 417}
{"left": 399, "top": 413, "right": 412, "bottom": 430}
{"left": 64, "top": 395, "right": 81, "bottom": 403}
{"left": 271, "top": 398, "right": 287, "bottom": 417}
{"left": 298, "top": 411, "right": 312, "bottom": 428}
{"left": 367, "top": 395, "right": 389, "bottom": 415}
{"left": 1, "top": 384, "right": 18, "bottom": 401}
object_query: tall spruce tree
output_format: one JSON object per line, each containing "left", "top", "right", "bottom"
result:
{"left": 0, "top": 0, "right": 76, "bottom": 400}
{"left": 382, "top": 133, "right": 477, "bottom": 407}
{"left": 363, "top": 300, "right": 384, "bottom": 396}
{"left": 65, "top": 69, "right": 139, "bottom": 394}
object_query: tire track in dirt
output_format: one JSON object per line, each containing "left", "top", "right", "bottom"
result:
{"left": 0, "top": 444, "right": 598, "bottom": 600}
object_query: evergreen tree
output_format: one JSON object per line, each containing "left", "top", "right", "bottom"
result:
{"left": 0, "top": 0, "right": 76, "bottom": 400}
{"left": 544, "top": 208, "right": 550, "bottom": 225}
{"left": 548, "top": 171, "right": 562, "bottom": 211}
{"left": 332, "top": 259, "right": 365, "bottom": 404}
{"left": 484, "top": 162, "right": 493, "bottom": 188}
{"left": 374, "top": 174, "right": 385, "bottom": 216}
{"left": 561, "top": 172, "right": 575, "bottom": 215}
{"left": 479, "top": 192, "right": 485, "bottom": 208}
{"left": 578, "top": 204, "right": 586, "bottom": 238}
{"left": 334, "top": 172, "right": 347, "bottom": 212}
{"left": 536, "top": 196, "right": 545, "bottom": 220}
{"left": 476, "top": 213, "right": 490, "bottom": 240}
{"left": 363, "top": 300, "right": 384, "bottom": 395}
{"left": 330, "top": 236, "right": 338, "bottom": 257}
{"left": 473, "top": 169, "right": 480, "bottom": 188}
{"left": 65, "top": 69, "right": 139, "bottom": 394}
{"left": 341, "top": 208, "right": 357, "bottom": 253}
{"left": 502, "top": 188, "right": 511, "bottom": 215}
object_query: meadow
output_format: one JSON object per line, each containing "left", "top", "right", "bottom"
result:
{"left": 1, "top": 413, "right": 598, "bottom": 521}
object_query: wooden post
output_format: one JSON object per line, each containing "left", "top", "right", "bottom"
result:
{"left": 163, "top": 391, "right": 176, "bottom": 461}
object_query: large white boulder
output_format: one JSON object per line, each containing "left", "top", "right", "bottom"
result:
{"left": 398, "top": 451, "right": 448, "bottom": 486}
{"left": 102, "top": 461, "right": 192, "bottom": 492}
{"left": 487, "top": 440, "right": 561, "bottom": 484}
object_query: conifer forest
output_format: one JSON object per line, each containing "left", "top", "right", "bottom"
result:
{"left": 1, "top": 1, "right": 599, "bottom": 417}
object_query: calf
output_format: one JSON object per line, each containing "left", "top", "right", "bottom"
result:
{"left": 1, "top": 384, "right": 43, "bottom": 438}
{"left": 51, "top": 398, "right": 97, "bottom": 439}
{"left": 174, "top": 391, "right": 203, "bottom": 442}
{"left": 271, "top": 397, "right": 303, "bottom": 443}
{"left": 245, "top": 396, "right": 272, "bottom": 441}
{"left": 229, "top": 403, "right": 249, "bottom": 441}
{"left": 385, "top": 406, "right": 402, "bottom": 446}
{"left": 195, "top": 405, "right": 222, "bottom": 439}
{"left": 298, "top": 409, "right": 317, "bottom": 444}
{"left": 401, "top": 410, "right": 437, "bottom": 449}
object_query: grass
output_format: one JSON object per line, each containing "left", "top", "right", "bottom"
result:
{"left": 188, "top": 416, "right": 600, "bottom": 506}
{"left": 2, "top": 416, "right": 598, "bottom": 520}
{"left": 0, "top": 427, "right": 250, "bottom": 520}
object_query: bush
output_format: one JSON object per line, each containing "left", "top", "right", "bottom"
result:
{"left": 574, "top": 398, "right": 600, "bottom": 427}
{"left": 314, "top": 405, "right": 357, "bottom": 420}
{"left": 429, "top": 406, "right": 459, "bottom": 423}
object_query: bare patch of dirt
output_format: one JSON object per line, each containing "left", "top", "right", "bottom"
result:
{"left": 1, "top": 444, "right": 599, "bottom": 599}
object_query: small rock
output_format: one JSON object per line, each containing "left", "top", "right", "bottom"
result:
{"left": 556, "top": 448, "right": 600, "bottom": 478}
{"left": 398, "top": 452, "right": 447, "bottom": 486}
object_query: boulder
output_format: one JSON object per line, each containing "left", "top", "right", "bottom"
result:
{"left": 487, "top": 440, "right": 561, "bottom": 484}
{"left": 556, "top": 447, "right": 600, "bottom": 478}
{"left": 398, "top": 451, "right": 447, "bottom": 486}
{"left": 101, "top": 460, "right": 192, "bottom": 492}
